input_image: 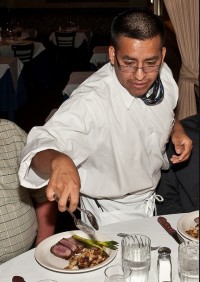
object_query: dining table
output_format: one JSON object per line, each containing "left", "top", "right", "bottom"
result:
{"left": 49, "top": 29, "right": 93, "bottom": 49}
{"left": 62, "top": 71, "right": 95, "bottom": 98}
{"left": 0, "top": 56, "right": 26, "bottom": 120}
{"left": 0, "top": 213, "right": 185, "bottom": 282}
{"left": 0, "top": 38, "right": 50, "bottom": 89}
{"left": 90, "top": 45, "right": 109, "bottom": 69}
{"left": 0, "top": 38, "right": 45, "bottom": 59}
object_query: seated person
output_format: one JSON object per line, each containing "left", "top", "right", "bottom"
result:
{"left": 0, "top": 119, "right": 57, "bottom": 264}
{"left": 156, "top": 114, "right": 199, "bottom": 214}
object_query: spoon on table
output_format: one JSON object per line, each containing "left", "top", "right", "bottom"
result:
{"left": 117, "top": 233, "right": 160, "bottom": 251}
{"left": 53, "top": 194, "right": 95, "bottom": 235}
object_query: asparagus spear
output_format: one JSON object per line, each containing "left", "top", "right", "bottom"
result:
{"left": 72, "top": 234, "right": 119, "bottom": 251}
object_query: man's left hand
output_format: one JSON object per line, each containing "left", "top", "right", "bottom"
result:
{"left": 170, "top": 124, "right": 192, "bottom": 163}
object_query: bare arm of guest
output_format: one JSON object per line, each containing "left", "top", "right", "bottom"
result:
{"left": 34, "top": 200, "right": 58, "bottom": 246}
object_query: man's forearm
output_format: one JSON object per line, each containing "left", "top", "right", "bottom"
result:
{"left": 171, "top": 119, "right": 185, "bottom": 136}
{"left": 31, "top": 149, "right": 61, "bottom": 178}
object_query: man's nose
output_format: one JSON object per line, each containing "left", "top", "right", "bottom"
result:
{"left": 133, "top": 68, "right": 147, "bottom": 80}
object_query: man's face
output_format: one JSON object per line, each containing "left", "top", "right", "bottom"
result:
{"left": 109, "top": 35, "right": 166, "bottom": 97}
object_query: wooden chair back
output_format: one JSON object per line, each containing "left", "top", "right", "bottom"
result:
{"left": 55, "top": 31, "right": 76, "bottom": 49}
{"left": 12, "top": 43, "right": 34, "bottom": 63}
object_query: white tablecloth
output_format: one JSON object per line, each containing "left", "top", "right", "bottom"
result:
{"left": 0, "top": 213, "right": 184, "bottom": 282}
{"left": 0, "top": 56, "right": 23, "bottom": 90}
{"left": 62, "top": 71, "right": 95, "bottom": 97}
{"left": 0, "top": 40, "right": 45, "bottom": 58}
{"left": 49, "top": 29, "right": 92, "bottom": 49}
{"left": 90, "top": 45, "right": 109, "bottom": 67}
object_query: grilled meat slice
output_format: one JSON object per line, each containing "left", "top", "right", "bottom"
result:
{"left": 59, "top": 238, "right": 80, "bottom": 253}
{"left": 50, "top": 243, "right": 73, "bottom": 259}
{"left": 66, "top": 236, "right": 84, "bottom": 250}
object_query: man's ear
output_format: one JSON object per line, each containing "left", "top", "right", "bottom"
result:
{"left": 109, "top": 46, "right": 115, "bottom": 65}
{"left": 161, "top": 47, "right": 167, "bottom": 62}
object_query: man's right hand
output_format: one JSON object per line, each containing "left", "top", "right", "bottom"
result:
{"left": 31, "top": 149, "right": 80, "bottom": 212}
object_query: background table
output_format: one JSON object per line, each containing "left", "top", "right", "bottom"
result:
{"left": 90, "top": 45, "right": 109, "bottom": 69}
{"left": 0, "top": 56, "right": 26, "bottom": 120}
{"left": 0, "top": 40, "right": 50, "bottom": 89}
{"left": 49, "top": 29, "right": 93, "bottom": 49}
{"left": 0, "top": 56, "right": 23, "bottom": 89}
{"left": 0, "top": 40, "right": 45, "bottom": 58}
{"left": 0, "top": 213, "right": 184, "bottom": 282}
{"left": 62, "top": 71, "right": 94, "bottom": 97}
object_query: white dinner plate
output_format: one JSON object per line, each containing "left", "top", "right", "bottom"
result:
{"left": 177, "top": 211, "right": 199, "bottom": 242}
{"left": 35, "top": 230, "right": 117, "bottom": 273}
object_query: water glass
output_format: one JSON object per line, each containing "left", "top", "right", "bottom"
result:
{"left": 178, "top": 241, "right": 199, "bottom": 282}
{"left": 104, "top": 264, "right": 132, "bottom": 282}
{"left": 121, "top": 234, "right": 151, "bottom": 282}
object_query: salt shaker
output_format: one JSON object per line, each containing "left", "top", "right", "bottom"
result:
{"left": 157, "top": 247, "right": 172, "bottom": 282}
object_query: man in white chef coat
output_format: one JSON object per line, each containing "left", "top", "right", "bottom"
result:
{"left": 18, "top": 8, "right": 192, "bottom": 227}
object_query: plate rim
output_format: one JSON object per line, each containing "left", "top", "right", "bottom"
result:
{"left": 177, "top": 211, "right": 199, "bottom": 242}
{"left": 34, "top": 230, "right": 117, "bottom": 273}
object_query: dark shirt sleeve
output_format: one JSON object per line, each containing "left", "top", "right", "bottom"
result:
{"left": 156, "top": 114, "right": 199, "bottom": 215}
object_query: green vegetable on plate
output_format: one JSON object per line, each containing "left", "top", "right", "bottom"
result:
{"left": 72, "top": 234, "right": 119, "bottom": 253}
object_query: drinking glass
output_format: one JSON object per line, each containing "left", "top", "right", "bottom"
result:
{"left": 104, "top": 264, "right": 132, "bottom": 282}
{"left": 178, "top": 241, "right": 199, "bottom": 282}
{"left": 121, "top": 234, "right": 151, "bottom": 282}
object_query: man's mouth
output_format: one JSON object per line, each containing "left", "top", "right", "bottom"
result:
{"left": 131, "top": 83, "right": 148, "bottom": 89}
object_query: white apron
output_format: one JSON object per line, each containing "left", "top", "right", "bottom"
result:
{"left": 80, "top": 191, "right": 163, "bottom": 229}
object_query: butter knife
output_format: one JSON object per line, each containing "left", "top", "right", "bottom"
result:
{"left": 157, "top": 216, "right": 182, "bottom": 244}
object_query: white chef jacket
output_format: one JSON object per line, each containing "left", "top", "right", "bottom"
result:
{"left": 19, "top": 62, "right": 178, "bottom": 225}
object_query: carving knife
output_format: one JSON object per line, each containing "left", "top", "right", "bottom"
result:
{"left": 157, "top": 216, "right": 182, "bottom": 244}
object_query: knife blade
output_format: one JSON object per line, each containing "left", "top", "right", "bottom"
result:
{"left": 157, "top": 216, "right": 182, "bottom": 244}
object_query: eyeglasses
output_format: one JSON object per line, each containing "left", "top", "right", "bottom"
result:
{"left": 115, "top": 55, "right": 161, "bottom": 74}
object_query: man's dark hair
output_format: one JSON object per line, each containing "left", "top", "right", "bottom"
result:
{"left": 111, "top": 8, "right": 165, "bottom": 50}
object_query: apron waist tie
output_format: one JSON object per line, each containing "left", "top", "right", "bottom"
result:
{"left": 144, "top": 193, "right": 164, "bottom": 217}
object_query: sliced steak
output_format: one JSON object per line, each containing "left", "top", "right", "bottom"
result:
{"left": 50, "top": 243, "right": 73, "bottom": 259}
{"left": 66, "top": 236, "right": 84, "bottom": 250}
{"left": 59, "top": 238, "right": 79, "bottom": 253}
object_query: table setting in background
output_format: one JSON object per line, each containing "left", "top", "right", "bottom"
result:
{"left": 90, "top": 46, "right": 109, "bottom": 69}
{"left": 49, "top": 24, "right": 93, "bottom": 49}
{"left": 0, "top": 26, "right": 50, "bottom": 90}
{"left": 62, "top": 71, "right": 95, "bottom": 98}
{"left": 0, "top": 56, "right": 26, "bottom": 120}
{"left": 0, "top": 23, "right": 43, "bottom": 58}
{"left": 0, "top": 38, "right": 45, "bottom": 59}
{"left": 0, "top": 211, "right": 198, "bottom": 282}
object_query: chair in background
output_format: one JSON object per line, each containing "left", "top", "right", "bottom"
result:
{"left": 12, "top": 43, "right": 35, "bottom": 92}
{"left": 55, "top": 31, "right": 76, "bottom": 49}
{"left": 12, "top": 43, "right": 34, "bottom": 63}
{"left": 55, "top": 31, "right": 76, "bottom": 73}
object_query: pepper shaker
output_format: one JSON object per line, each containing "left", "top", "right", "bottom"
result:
{"left": 157, "top": 247, "right": 172, "bottom": 282}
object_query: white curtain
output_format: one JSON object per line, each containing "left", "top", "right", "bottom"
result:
{"left": 163, "top": 0, "right": 199, "bottom": 120}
